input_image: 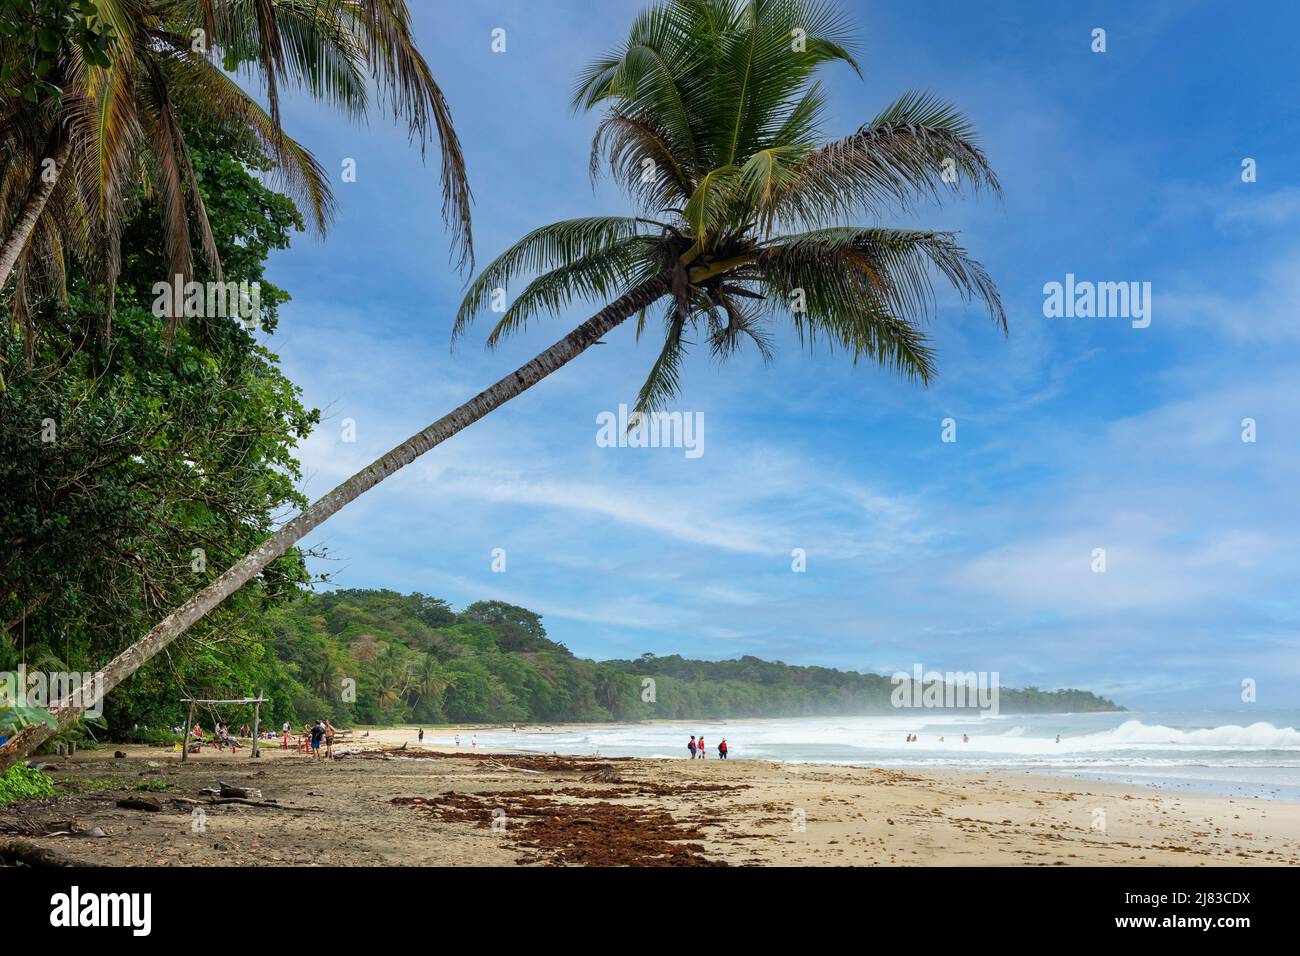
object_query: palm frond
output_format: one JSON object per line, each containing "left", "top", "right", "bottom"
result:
{"left": 573, "top": 1, "right": 703, "bottom": 173}
{"left": 777, "top": 91, "right": 1001, "bottom": 228}
{"left": 484, "top": 236, "right": 658, "bottom": 348}
{"left": 756, "top": 225, "right": 1004, "bottom": 380}
{"left": 454, "top": 216, "right": 650, "bottom": 342}
{"left": 706, "top": 286, "right": 773, "bottom": 362}
{"left": 631, "top": 305, "right": 688, "bottom": 418}
{"left": 764, "top": 225, "right": 1003, "bottom": 325}
{"left": 590, "top": 110, "right": 696, "bottom": 212}
{"left": 683, "top": 164, "right": 739, "bottom": 246}
{"left": 166, "top": 47, "right": 335, "bottom": 232}
{"left": 343, "top": 0, "right": 473, "bottom": 270}
{"left": 736, "top": 142, "right": 809, "bottom": 232}
{"left": 273, "top": 0, "right": 370, "bottom": 117}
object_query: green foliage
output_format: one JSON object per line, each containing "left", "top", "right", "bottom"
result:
{"left": 0, "top": 700, "right": 58, "bottom": 733}
{"left": 0, "top": 112, "right": 318, "bottom": 744}
{"left": 0, "top": 0, "right": 111, "bottom": 103}
{"left": 266, "top": 590, "right": 641, "bottom": 725}
{"left": 611, "top": 654, "right": 1122, "bottom": 718}
{"left": 265, "top": 589, "right": 1121, "bottom": 726}
{"left": 124, "top": 727, "right": 181, "bottom": 747}
{"left": 0, "top": 762, "right": 56, "bottom": 803}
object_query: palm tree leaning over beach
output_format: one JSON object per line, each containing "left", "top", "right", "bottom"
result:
{"left": 0, "top": 0, "right": 471, "bottom": 347}
{"left": 0, "top": 0, "right": 1004, "bottom": 771}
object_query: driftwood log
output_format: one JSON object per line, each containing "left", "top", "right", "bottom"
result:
{"left": 484, "top": 760, "right": 543, "bottom": 774}
{"left": 206, "top": 798, "right": 320, "bottom": 812}
{"left": 0, "top": 840, "right": 94, "bottom": 867}
{"left": 115, "top": 796, "right": 162, "bottom": 812}
{"left": 198, "top": 782, "right": 264, "bottom": 800}
{"left": 0, "top": 819, "right": 106, "bottom": 838}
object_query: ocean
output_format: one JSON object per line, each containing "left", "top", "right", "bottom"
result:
{"left": 468, "top": 710, "right": 1300, "bottom": 801}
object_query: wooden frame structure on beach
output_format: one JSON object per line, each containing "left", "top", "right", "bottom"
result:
{"left": 180, "top": 692, "right": 266, "bottom": 761}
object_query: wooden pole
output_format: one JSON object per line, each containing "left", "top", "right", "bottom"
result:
{"left": 251, "top": 690, "right": 262, "bottom": 758}
{"left": 182, "top": 699, "right": 195, "bottom": 763}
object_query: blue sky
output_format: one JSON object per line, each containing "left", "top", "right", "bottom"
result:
{"left": 249, "top": 0, "right": 1300, "bottom": 709}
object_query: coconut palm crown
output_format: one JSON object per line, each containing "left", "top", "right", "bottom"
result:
{"left": 456, "top": 0, "right": 1003, "bottom": 416}
{"left": 0, "top": 0, "right": 472, "bottom": 347}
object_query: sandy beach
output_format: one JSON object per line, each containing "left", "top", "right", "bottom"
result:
{"left": 1, "top": 725, "right": 1297, "bottom": 867}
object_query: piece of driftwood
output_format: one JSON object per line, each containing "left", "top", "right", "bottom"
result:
{"left": 116, "top": 796, "right": 162, "bottom": 812}
{"left": 0, "top": 819, "right": 104, "bottom": 838}
{"left": 0, "top": 840, "right": 94, "bottom": 867}
{"left": 198, "top": 782, "right": 263, "bottom": 800}
{"left": 484, "top": 760, "right": 543, "bottom": 774}
{"left": 206, "top": 797, "right": 320, "bottom": 812}
{"left": 0, "top": 818, "right": 76, "bottom": 836}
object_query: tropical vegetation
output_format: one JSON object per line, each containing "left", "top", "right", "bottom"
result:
{"left": 1, "top": 0, "right": 1011, "bottom": 769}
{"left": 259, "top": 588, "right": 1123, "bottom": 726}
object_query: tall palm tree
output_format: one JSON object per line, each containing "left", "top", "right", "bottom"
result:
{"left": 410, "top": 652, "right": 449, "bottom": 711}
{"left": 0, "top": 0, "right": 471, "bottom": 345}
{"left": 0, "top": 0, "right": 1004, "bottom": 771}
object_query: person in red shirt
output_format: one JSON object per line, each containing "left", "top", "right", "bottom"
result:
{"left": 718, "top": 738, "right": 728, "bottom": 759}
{"left": 687, "top": 736, "right": 697, "bottom": 759}
{"left": 697, "top": 735, "right": 705, "bottom": 759}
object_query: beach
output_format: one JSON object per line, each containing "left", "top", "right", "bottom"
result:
{"left": 4, "top": 725, "right": 1298, "bottom": 867}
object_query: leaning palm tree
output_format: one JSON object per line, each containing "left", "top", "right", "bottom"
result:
{"left": 0, "top": 0, "right": 1003, "bottom": 771}
{"left": 0, "top": 0, "right": 471, "bottom": 345}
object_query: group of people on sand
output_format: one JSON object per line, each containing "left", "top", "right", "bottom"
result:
{"left": 276, "top": 719, "right": 337, "bottom": 758}
{"left": 413, "top": 730, "right": 480, "bottom": 748}
{"left": 687, "top": 735, "right": 727, "bottom": 759}
{"left": 306, "top": 719, "right": 337, "bottom": 759}
{"left": 185, "top": 722, "right": 241, "bottom": 751}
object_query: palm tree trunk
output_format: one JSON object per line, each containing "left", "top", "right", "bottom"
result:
{"left": 0, "top": 272, "right": 670, "bottom": 773}
{"left": 0, "top": 137, "right": 72, "bottom": 293}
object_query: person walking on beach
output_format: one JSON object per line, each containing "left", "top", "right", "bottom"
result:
{"left": 688, "top": 736, "right": 697, "bottom": 759}
{"left": 718, "top": 739, "right": 728, "bottom": 759}
{"left": 324, "top": 719, "right": 337, "bottom": 758}
{"left": 418, "top": 728, "right": 425, "bottom": 744}
{"left": 962, "top": 734, "right": 969, "bottom": 744}
{"left": 309, "top": 720, "right": 325, "bottom": 760}
{"left": 697, "top": 735, "right": 705, "bottom": 759}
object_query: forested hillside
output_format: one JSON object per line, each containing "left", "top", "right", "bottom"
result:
{"left": 256, "top": 589, "right": 1121, "bottom": 726}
